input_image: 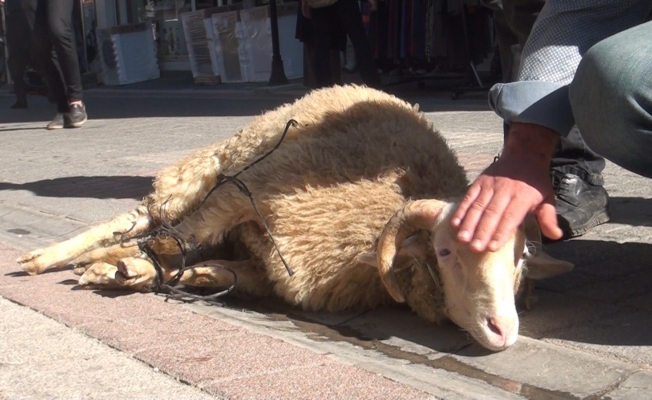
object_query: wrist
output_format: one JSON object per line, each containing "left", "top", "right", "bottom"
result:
{"left": 503, "top": 123, "right": 560, "bottom": 165}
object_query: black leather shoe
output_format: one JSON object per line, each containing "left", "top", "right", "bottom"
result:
{"left": 64, "top": 104, "right": 88, "bottom": 128}
{"left": 11, "top": 100, "right": 27, "bottom": 109}
{"left": 46, "top": 113, "right": 64, "bottom": 130}
{"left": 551, "top": 170, "right": 610, "bottom": 239}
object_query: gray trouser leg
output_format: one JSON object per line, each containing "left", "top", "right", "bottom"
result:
{"left": 570, "top": 21, "right": 652, "bottom": 179}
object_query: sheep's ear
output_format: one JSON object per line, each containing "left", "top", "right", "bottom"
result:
{"left": 521, "top": 214, "right": 574, "bottom": 279}
{"left": 524, "top": 251, "right": 574, "bottom": 280}
{"left": 357, "top": 235, "right": 427, "bottom": 268}
{"left": 522, "top": 214, "right": 542, "bottom": 247}
{"left": 357, "top": 252, "right": 378, "bottom": 267}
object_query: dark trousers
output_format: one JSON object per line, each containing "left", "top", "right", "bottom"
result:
{"left": 25, "top": 0, "right": 83, "bottom": 113}
{"left": 310, "top": 0, "right": 381, "bottom": 88}
{"left": 5, "top": 5, "right": 32, "bottom": 104}
{"left": 482, "top": 0, "right": 606, "bottom": 184}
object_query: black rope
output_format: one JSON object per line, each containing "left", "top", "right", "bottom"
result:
{"left": 112, "top": 119, "right": 298, "bottom": 303}
{"left": 198, "top": 118, "right": 297, "bottom": 277}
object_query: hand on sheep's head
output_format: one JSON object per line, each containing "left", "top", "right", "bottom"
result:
{"left": 452, "top": 123, "right": 564, "bottom": 253}
{"left": 372, "top": 199, "right": 573, "bottom": 352}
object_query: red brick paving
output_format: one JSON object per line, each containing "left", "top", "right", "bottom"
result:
{"left": 0, "top": 242, "right": 431, "bottom": 399}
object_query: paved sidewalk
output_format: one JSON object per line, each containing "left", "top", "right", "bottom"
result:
{"left": 1, "top": 82, "right": 652, "bottom": 399}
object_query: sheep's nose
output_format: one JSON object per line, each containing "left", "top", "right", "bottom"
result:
{"left": 486, "top": 314, "right": 518, "bottom": 345}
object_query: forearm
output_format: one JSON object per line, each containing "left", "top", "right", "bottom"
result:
{"left": 503, "top": 123, "right": 560, "bottom": 165}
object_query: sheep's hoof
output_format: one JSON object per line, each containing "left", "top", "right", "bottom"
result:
{"left": 114, "top": 258, "right": 156, "bottom": 290}
{"left": 78, "top": 262, "right": 123, "bottom": 289}
{"left": 17, "top": 248, "right": 60, "bottom": 275}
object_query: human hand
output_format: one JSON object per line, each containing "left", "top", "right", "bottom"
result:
{"left": 368, "top": 0, "right": 378, "bottom": 11}
{"left": 452, "top": 123, "right": 564, "bottom": 252}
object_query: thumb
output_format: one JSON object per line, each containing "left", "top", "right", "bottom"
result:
{"left": 536, "top": 200, "right": 563, "bottom": 240}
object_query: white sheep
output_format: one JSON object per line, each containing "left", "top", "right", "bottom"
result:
{"left": 17, "top": 85, "right": 573, "bottom": 351}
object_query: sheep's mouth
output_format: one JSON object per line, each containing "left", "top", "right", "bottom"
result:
{"left": 466, "top": 317, "right": 519, "bottom": 352}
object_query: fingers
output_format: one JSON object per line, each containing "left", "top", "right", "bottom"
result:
{"left": 536, "top": 200, "right": 563, "bottom": 241}
{"left": 486, "top": 202, "right": 531, "bottom": 252}
{"left": 456, "top": 184, "right": 523, "bottom": 252}
{"left": 452, "top": 183, "right": 480, "bottom": 229}
{"left": 452, "top": 175, "right": 548, "bottom": 253}
{"left": 455, "top": 184, "right": 499, "bottom": 247}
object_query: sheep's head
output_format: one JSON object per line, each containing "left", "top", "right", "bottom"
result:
{"left": 361, "top": 199, "right": 573, "bottom": 352}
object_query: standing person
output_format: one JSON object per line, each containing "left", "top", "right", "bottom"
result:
{"left": 295, "top": 1, "right": 346, "bottom": 89}
{"left": 26, "top": 0, "right": 87, "bottom": 129}
{"left": 452, "top": 1, "right": 652, "bottom": 253}
{"left": 306, "top": 0, "right": 381, "bottom": 89}
{"left": 5, "top": 0, "right": 31, "bottom": 109}
{"left": 481, "top": 0, "right": 610, "bottom": 241}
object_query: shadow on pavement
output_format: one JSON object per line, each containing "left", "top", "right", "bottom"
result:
{"left": 607, "top": 196, "right": 652, "bottom": 227}
{"left": 0, "top": 176, "right": 154, "bottom": 200}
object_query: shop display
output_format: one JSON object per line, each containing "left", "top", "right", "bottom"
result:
{"left": 181, "top": 10, "right": 220, "bottom": 84}
{"left": 212, "top": 11, "right": 245, "bottom": 83}
{"left": 96, "top": 22, "right": 160, "bottom": 85}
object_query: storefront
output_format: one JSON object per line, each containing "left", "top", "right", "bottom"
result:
{"left": 90, "top": 0, "right": 263, "bottom": 71}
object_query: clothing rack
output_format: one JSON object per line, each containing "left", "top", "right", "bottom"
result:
{"left": 370, "top": 0, "right": 497, "bottom": 99}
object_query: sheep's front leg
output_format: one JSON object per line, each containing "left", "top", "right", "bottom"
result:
{"left": 17, "top": 206, "right": 153, "bottom": 275}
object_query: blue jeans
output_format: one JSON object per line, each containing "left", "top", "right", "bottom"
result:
{"left": 570, "top": 20, "right": 652, "bottom": 179}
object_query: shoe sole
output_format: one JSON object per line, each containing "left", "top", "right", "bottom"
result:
{"left": 564, "top": 208, "right": 611, "bottom": 239}
{"left": 66, "top": 116, "right": 88, "bottom": 128}
{"left": 46, "top": 125, "right": 64, "bottom": 130}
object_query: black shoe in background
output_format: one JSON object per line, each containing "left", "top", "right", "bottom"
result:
{"left": 551, "top": 170, "right": 610, "bottom": 239}
{"left": 46, "top": 113, "right": 64, "bottom": 130}
{"left": 11, "top": 101, "right": 27, "bottom": 109}
{"left": 64, "top": 104, "right": 88, "bottom": 128}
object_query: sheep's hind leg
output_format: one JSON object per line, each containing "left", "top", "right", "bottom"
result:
{"left": 180, "top": 259, "right": 272, "bottom": 298}
{"left": 79, "top": 256, "right": 159, "bottom": 292}
{"left": 71, "top": 244, "right": 142, "bottom": 276}
{"left": 17, "top": 206, "right": 153, "bottom": 275}
{"left": 78, "top": 256, "right": 272, "bottom": 299}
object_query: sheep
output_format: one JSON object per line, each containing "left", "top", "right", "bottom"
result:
{"left": 16, "top": 85, "right": 573, "bottom": 351}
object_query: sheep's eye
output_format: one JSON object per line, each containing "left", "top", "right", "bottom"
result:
{"left": 438, "top": 249, "right": 451, "bottom": 257}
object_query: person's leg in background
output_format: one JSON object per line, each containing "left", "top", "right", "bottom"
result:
{"left": 483, "top": 0, "right": 609, "bottom": 239}
{"left": 337, "top": 0, "right": 381, "bottom": 88}
{"left": 5, "top": 0, "right": 32, "bottom": 109}
{"left": 310, "top": 5, "right": 338, "bottom": 88}
{"left": 29, "top": 0, "right": 69, "bottom": 129}
{"left": 30, "top": 0, "right": 87, "bottom": 129}
{"left": 570, "top": 21, "right": 652, "bottom": 180}
{"left": 296, "top": 4, "right": 344, "bottom": 89}
{"left": 45, "top": 0, "right": 87, "bottom": 128}
{"left": 480, "top": 0, "right": 518, "bottom": 83}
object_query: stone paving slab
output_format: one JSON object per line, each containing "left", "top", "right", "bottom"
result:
{"left": 0, "top": 297, "right": 215, "bottom": 400}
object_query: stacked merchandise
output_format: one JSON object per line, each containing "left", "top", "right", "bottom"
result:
{"left": 212, "top": 11, "right": 246, "bottom": 83}
{"left": 181, "top": 10, "right": 221, "bottom": 84}
{"left": 238, "top": 6, "right": 272, "bottom": 82}
{"left": 96, "top": 22, "right": 160, "bottom": 86}
{"left": 238, "top": 3, "right": 302, "bottom": 82}
{"left": 177, "top": 3, "right": 304, "bottom": 84}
